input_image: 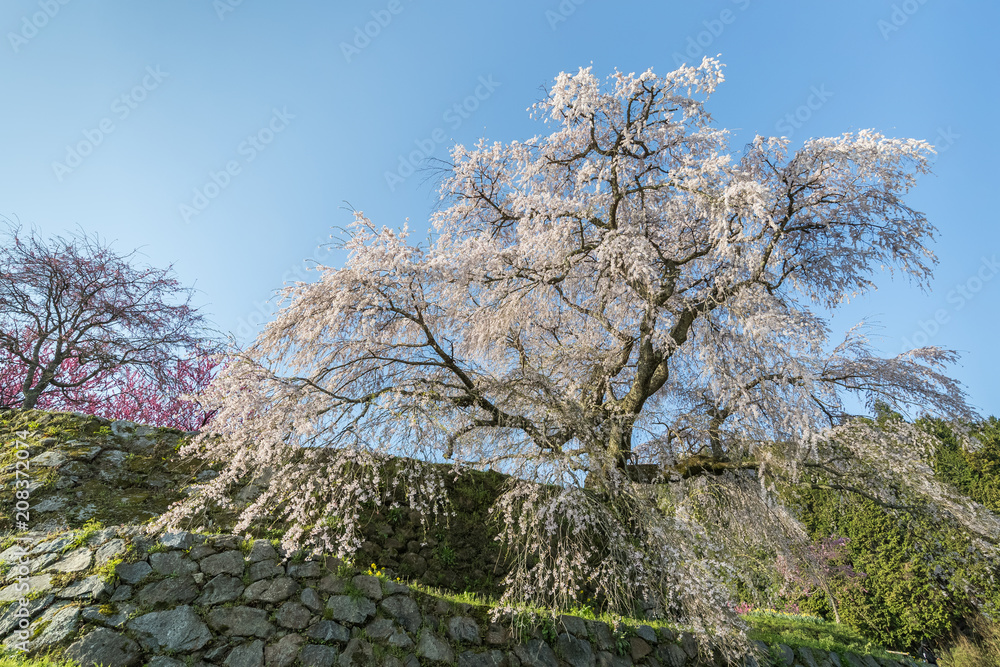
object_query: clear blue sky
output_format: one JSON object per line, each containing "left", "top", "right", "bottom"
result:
{"left": 1, "top": 1, "right": 997, "bottom": 416}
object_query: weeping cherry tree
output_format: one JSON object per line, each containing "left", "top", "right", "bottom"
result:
{"left": 158, "top": 58, "right": 1000, "bottom": 654}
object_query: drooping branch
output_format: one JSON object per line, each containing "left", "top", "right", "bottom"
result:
{"left": 156, "top": 61, "right": 991, "bottom": 658}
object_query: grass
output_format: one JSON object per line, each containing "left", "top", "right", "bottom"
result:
{"left": 393, "top": 576, "right": 925, "bottom": 664}
{"left": 95, "top": 556, "right": 122, "bottom": 585}
{"left": 64, "top": 520, "right": 103, "bottom": 552}
{"left": 742, "top": 609, "right": 902, "bottom": 662}
{"left": 343, "top": 580, "right": 365, "bottom": 601}
{"left": 406, "top": 580, "right": 496, "bottom": 609}
{"left": 435, "top": 542, "right": 456, "bottom": 567}
{"left": 401, "top": 576, "right": 653, "bottom": 650}
{"left": 0, "top": 651, "right": 81, "bottom": 666}
{"left": 939, "top": 615, "right": 1000, "bottom": 667}
{"left": 385, "top": 569, "right": 907, "bottom": 663}
{"left": 336, "top": 560, "right": 355, "bottom": 580}
{"left": 239, "top": 539, "right": 253, "bottom": 557}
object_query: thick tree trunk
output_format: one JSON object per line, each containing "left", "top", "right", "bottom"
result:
{"left": 19, "top": 360, "right": 57, "bottom": 410}
{"left": 606, "top": 418, "right": 634, "bottom": 468}
{"left": 20, "top": 372, "right": 42, "bottom": 409}
{"left": 584, "top": 454, "right": 739, "bottom": 489}
{"left": 706, "top": 405, "right": 730, "bottom": 461}
{"left": 20, "top": 392, "right": 38, "bottom": 410}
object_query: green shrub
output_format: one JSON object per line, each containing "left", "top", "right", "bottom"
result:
{"left": 786, "top": 417, "right": 1000, "bottom": 649}
{"left": 925, "top": 416, "right": 1000, "bottom": 512}
{"left": 832, "top": 500, "right": 966, "bottom": 647}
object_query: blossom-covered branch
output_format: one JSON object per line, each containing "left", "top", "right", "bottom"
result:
{"left": 157, "top": 59, "right": 997, "bottom": 657}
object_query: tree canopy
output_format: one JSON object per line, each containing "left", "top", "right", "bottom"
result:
{"left": 0, "top": 222, "right": 221, "bottom": 428}
{"left": 162, "top": 58, "right": 999, "bottom": 653}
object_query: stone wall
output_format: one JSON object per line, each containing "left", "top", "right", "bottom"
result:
{"left": 0, "top": 410, "right": 210, "bottom": 535}
{"left": 0, "top": 409, "right": 513, "bottom": 600}
{"left": 0, "top": 525, "right": 925, "bottom": 667}
{"left": 0, "top": 410, "right": 931, "bottom": 667}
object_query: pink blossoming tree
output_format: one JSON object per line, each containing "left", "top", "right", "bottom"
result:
{"left": 0, "top": 223, "right": 222, "bottom": 430}
{"left": 0, "top": 347, "right": 222, "bottom": 431}
{"left": 774, "top": 537, "right": 865, "bottom": 623}
{"left": 160, "top": 59, "right": 999, "bottom": 653}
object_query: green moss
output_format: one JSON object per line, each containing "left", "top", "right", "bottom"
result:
{"left": 47, "top": 572, "right": 77, "bottom": 589}
{"left": 369, "top": 640, "right": 406, "bottom": 660}
{"left": 27, "top": 619, "right": 50, "bottom": 641}
{"left": 119, "top": 490, "right": 153, "bottom": 508}
{"left": 123, "top": 452, "right": 153, "bottom": 473}
{"left": 61, "top": 444, "right": 96, "bottom": 459}
{"left": 65, "top": 520, "right": 103, "bottom": 551}
{"left": 0, "top": 412, "right": 207, "bottom": 533}
{"left": 96, "top": 557, "right": 123, "bottom": 585}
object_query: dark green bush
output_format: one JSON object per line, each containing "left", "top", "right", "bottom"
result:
{"left": 925, "top": 416, "right": 1000, "bottom": 512}
{"left": 785, "top": 417, "right": 1000, "bottom": 649}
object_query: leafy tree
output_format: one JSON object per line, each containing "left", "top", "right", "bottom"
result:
{"left": 773, "top": 536, "right": 863, "bottom": 624}
{"left": 788, "top": 418, "right": 1000, "bottom": 649}
{"left": 160, "top": 59, "right": 999, "bottom": 654}
{"left": 0, "top": 222, "right": 221, "bottom": 428}
{"left": 791, "top": 490, "right": 995, "bottom": 648}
